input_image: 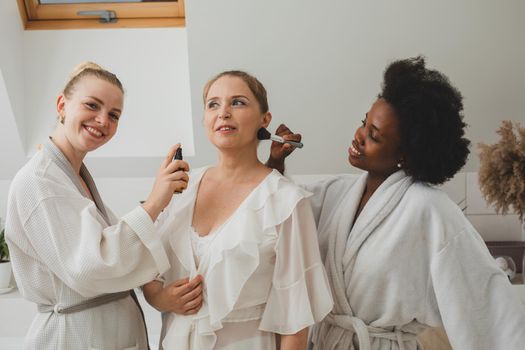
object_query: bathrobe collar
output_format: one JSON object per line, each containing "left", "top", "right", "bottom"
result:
{"left": 44, "top": 138, "right": 110, "bottom": 224}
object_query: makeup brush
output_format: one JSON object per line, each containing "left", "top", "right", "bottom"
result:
{"left": 257, "top": 127, "right": 303, "bottom": 148}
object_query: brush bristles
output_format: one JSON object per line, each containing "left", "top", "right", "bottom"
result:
{"left": 257, "top": 127, "right": 271, "bottom": 140}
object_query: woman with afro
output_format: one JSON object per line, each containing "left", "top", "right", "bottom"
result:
{"left": 267, "top": 56, "right": 525, "bottom": 350}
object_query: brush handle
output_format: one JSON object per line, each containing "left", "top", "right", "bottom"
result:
{"left": 270, "top": 135, "right": 303, "bottom": 149}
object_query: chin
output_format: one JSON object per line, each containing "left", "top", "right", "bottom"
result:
{"left": 348, "top": 157, "right": 366, "bottom": 171}
{"left": 86, "top": 139, "right": 109, "bottom": 152}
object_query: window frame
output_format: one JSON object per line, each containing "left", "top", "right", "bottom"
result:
{"left": 17, "top": 0, "right": 185, "bottom": 30}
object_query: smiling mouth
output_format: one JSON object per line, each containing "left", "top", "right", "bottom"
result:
{"left": 349, "top": 141, "right": 362, "bottom": 156}
{"left": 216, "top": 126, "right": 236, "bottom": 132}
{"left": 84, "top": 125, "right": 104, "bottom": 138}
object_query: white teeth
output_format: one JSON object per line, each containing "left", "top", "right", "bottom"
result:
{"left": 351, "top": 145, "right": 361, "bottom": 155}
{"left": 218, "top": 126, "right": 234, "bottom": 131}
{"left": 86, "top": 126, "right": 102, "bottom": 137}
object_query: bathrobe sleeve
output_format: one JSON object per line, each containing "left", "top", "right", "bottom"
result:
{"left": 300, "top": 179, "right": 336, "bottom": 227}
{"left": 9, "top": 179, "right": 170, "bottom": 297}
{"left": 259, "top": 197, "right": 333, "bottom": 334}
{"left": 431, "top": 224, "right": 525, "bottom": 349}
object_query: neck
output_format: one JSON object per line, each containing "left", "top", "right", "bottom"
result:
{"left": 51, "top": 128, "right": 86, "bottom": 174}
{"left": 215, "top": 145, "right": 266, "bottom": 181}
{"left": 364, "top": 171, "right": 395, "bottom": 197}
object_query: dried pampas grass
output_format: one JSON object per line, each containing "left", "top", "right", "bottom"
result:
{"left": 478, "top": 120, "right": 525, "bottom": 220}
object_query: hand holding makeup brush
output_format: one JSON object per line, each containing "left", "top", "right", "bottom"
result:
{"left": 265, "top": 124, "right": 302, "bottom": 174}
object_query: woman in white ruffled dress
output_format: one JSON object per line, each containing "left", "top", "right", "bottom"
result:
{"left": 143, "top": 71, "right": 333, "bottom": 350}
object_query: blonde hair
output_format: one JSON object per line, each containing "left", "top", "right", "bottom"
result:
{"left": 62, "top": 62, "right": 124, "bottom": 98}
{"left": 203, "top": 70, "right": 268, "bottom": 113}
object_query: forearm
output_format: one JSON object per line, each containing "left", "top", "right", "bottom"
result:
{"left": 280, "top": 328, "right": 309, "bottom": 350}
{"left": 142, "top": 280, "right": 166, "bottom": 312}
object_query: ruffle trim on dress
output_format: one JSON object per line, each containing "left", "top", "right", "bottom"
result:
{"left": 203, "top": 171, "right": 311, "bottom": 328}
{"left": 259, "top": 262, "right": 333, "bottom": 334}
{"left": 164, "top": 169, "right": 314, "bottom": 350}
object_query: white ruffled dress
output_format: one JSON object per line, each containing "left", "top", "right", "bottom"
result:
{"left": 157, "top": 167, "right": 333, "bottom": 350}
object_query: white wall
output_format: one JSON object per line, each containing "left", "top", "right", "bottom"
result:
{"left": 0, "top": 1, "right": 26, "bottom": 180}
{"left": 2, "top": 0, "right": 525, "bottom": 237}
{"left": 185, "top": 0, "right": 525, "bottom": 174}
{"left": 3, "top": 0, "right": 525, "bottom": 177}
{"left": 0, "top": 5, "right": 193, "bottom": 180}
{"left": 23, "top": 28, "right": 194, "bottom": 160}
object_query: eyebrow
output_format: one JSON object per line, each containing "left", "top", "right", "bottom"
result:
{"left": 87, "top": 96, "right": 122, "bottom": 113}
{"left": 207, "top": 94, "right": 249, "bottom": 101}
{"left": 231, "top": 95, "right": 249, "bottom": 100}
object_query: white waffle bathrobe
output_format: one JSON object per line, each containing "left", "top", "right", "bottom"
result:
{"left": 307, "top": 170, "right": 525, "bottom": 350}
{"left": 6, "top": 140, "right": 170, "bottom": 349}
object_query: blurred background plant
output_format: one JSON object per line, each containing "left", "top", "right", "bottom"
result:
{"left": 478, "top": 120, "right": 525, "bottom": 220}
{"left": 0, "top": 226, "right": 9, "bottom": 262}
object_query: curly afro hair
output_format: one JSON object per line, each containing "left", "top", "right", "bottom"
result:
{"left": 380, "top": 56, "right": 470, "bottom": 185}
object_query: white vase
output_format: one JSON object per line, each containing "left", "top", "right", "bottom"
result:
{"left": 0, "top": 261, "right": 12, "bottom": 288}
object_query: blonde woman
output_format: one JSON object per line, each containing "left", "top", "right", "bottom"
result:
{"left": 6, "top": 62, "right": 189, "bottom": 349}
{"left": 144, "top": 71, "right": 333, "bottom": 350}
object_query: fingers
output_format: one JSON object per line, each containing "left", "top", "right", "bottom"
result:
{"left": 282, "top": 133, "right": 302, "bottom": 143}
{"left": 163, "top": 157, "right": 190, "bottom": 194}
{"left": 183, "top": 295, "right": 203, "bottom": 315}
{"left": 166, "top": 159, "right": 190, "bottom": 173}
{"left": 172, "top": 277, "right": 190, "bottom": 287}
{"left": 168, "top": 173, "right": 189, "bottom": 194}
{"left": 169, "top": 276, "right": 202, "bottom": 297}
{"left": 275, "top": 123, "right": 290, "bottom": 135}
{"left": 275, "top": 124, "right": 302, "bottom": 146}
{"left": 189, "top": 275, "right": 203, "bottom": 286}
{"left": 165, "top": 169, "right": 190, "bottom": 183}
{"left": 164, "top": 276, "right": 204, "bottom": 314}
{"left": 162, "top": 144, "right": 181, "bottom": 169}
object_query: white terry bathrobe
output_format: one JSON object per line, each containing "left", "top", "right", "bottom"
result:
{"left": 156, "top": 167, "right": 333, "bottom": 350}
{"left": 6, "top": 140, "right": 170, "bottom": 349}
{"left": 307, "top": 170, "right": 525, "bottom": 350}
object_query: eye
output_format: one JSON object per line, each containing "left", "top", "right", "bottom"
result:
{"left": 232, "top": 98, "right": 246, "bottom": 106}
{"left": 367, "top": 131, "right": 379, "bottom": 142}
{"left": 207, "top": 100, "right": 219, "bottom": 109}
{"left": 361, "top": 119, "right": 366, "bottom": 127}
{"left": 85, "top": 102, "right": 98, "bottom": 110}
{"left": 109, "top": 113, "right": 120, "bottom": 122}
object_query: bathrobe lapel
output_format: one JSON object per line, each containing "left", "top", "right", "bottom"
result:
{"left": 44, "top": 139, "right": 110, "bottom": 224}
{"left": 342, "top": 170, "right": 413, "bottom": 280}
{"left": 319, "top": 170, "right": 413, "bottom": 349}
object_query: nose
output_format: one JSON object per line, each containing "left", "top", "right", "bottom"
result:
{"left": 218, "top": 105, "right": 231, "bottom": 119}
{"left": 355, "top": 126, "right": 365, "bottom": 145}
{"left": 95, "top": 112, "right": 110, "bottom": 127}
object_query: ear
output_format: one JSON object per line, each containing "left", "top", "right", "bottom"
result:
{"left": 261, "top": 112, "right": 272, "bottom": 128}
{"left": 56, "top": 94, "right": 66, "bottom": 116}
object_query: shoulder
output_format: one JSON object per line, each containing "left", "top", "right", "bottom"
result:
{"left": 8, "top": 151, "right": 78, "bottom": 223}
{"left": 267, "top": 170, "right": 312, "bottom": 200}
{"left": 401, "top": 181, "right": 470, "bottom": 248}
{"left": 10, "top": 150, "right": 60, "bottom": 198}
{"left": 242, "top": 170, "right": 312, "bottom": 223}
{"left": 300, "top": 173, "right": 364, "bottom": 205}
{"left": 404, "top": 182, "right": 462, "bottom": 217}
{"left": 10, "top": 149, "right": 86, "bottom": 204}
